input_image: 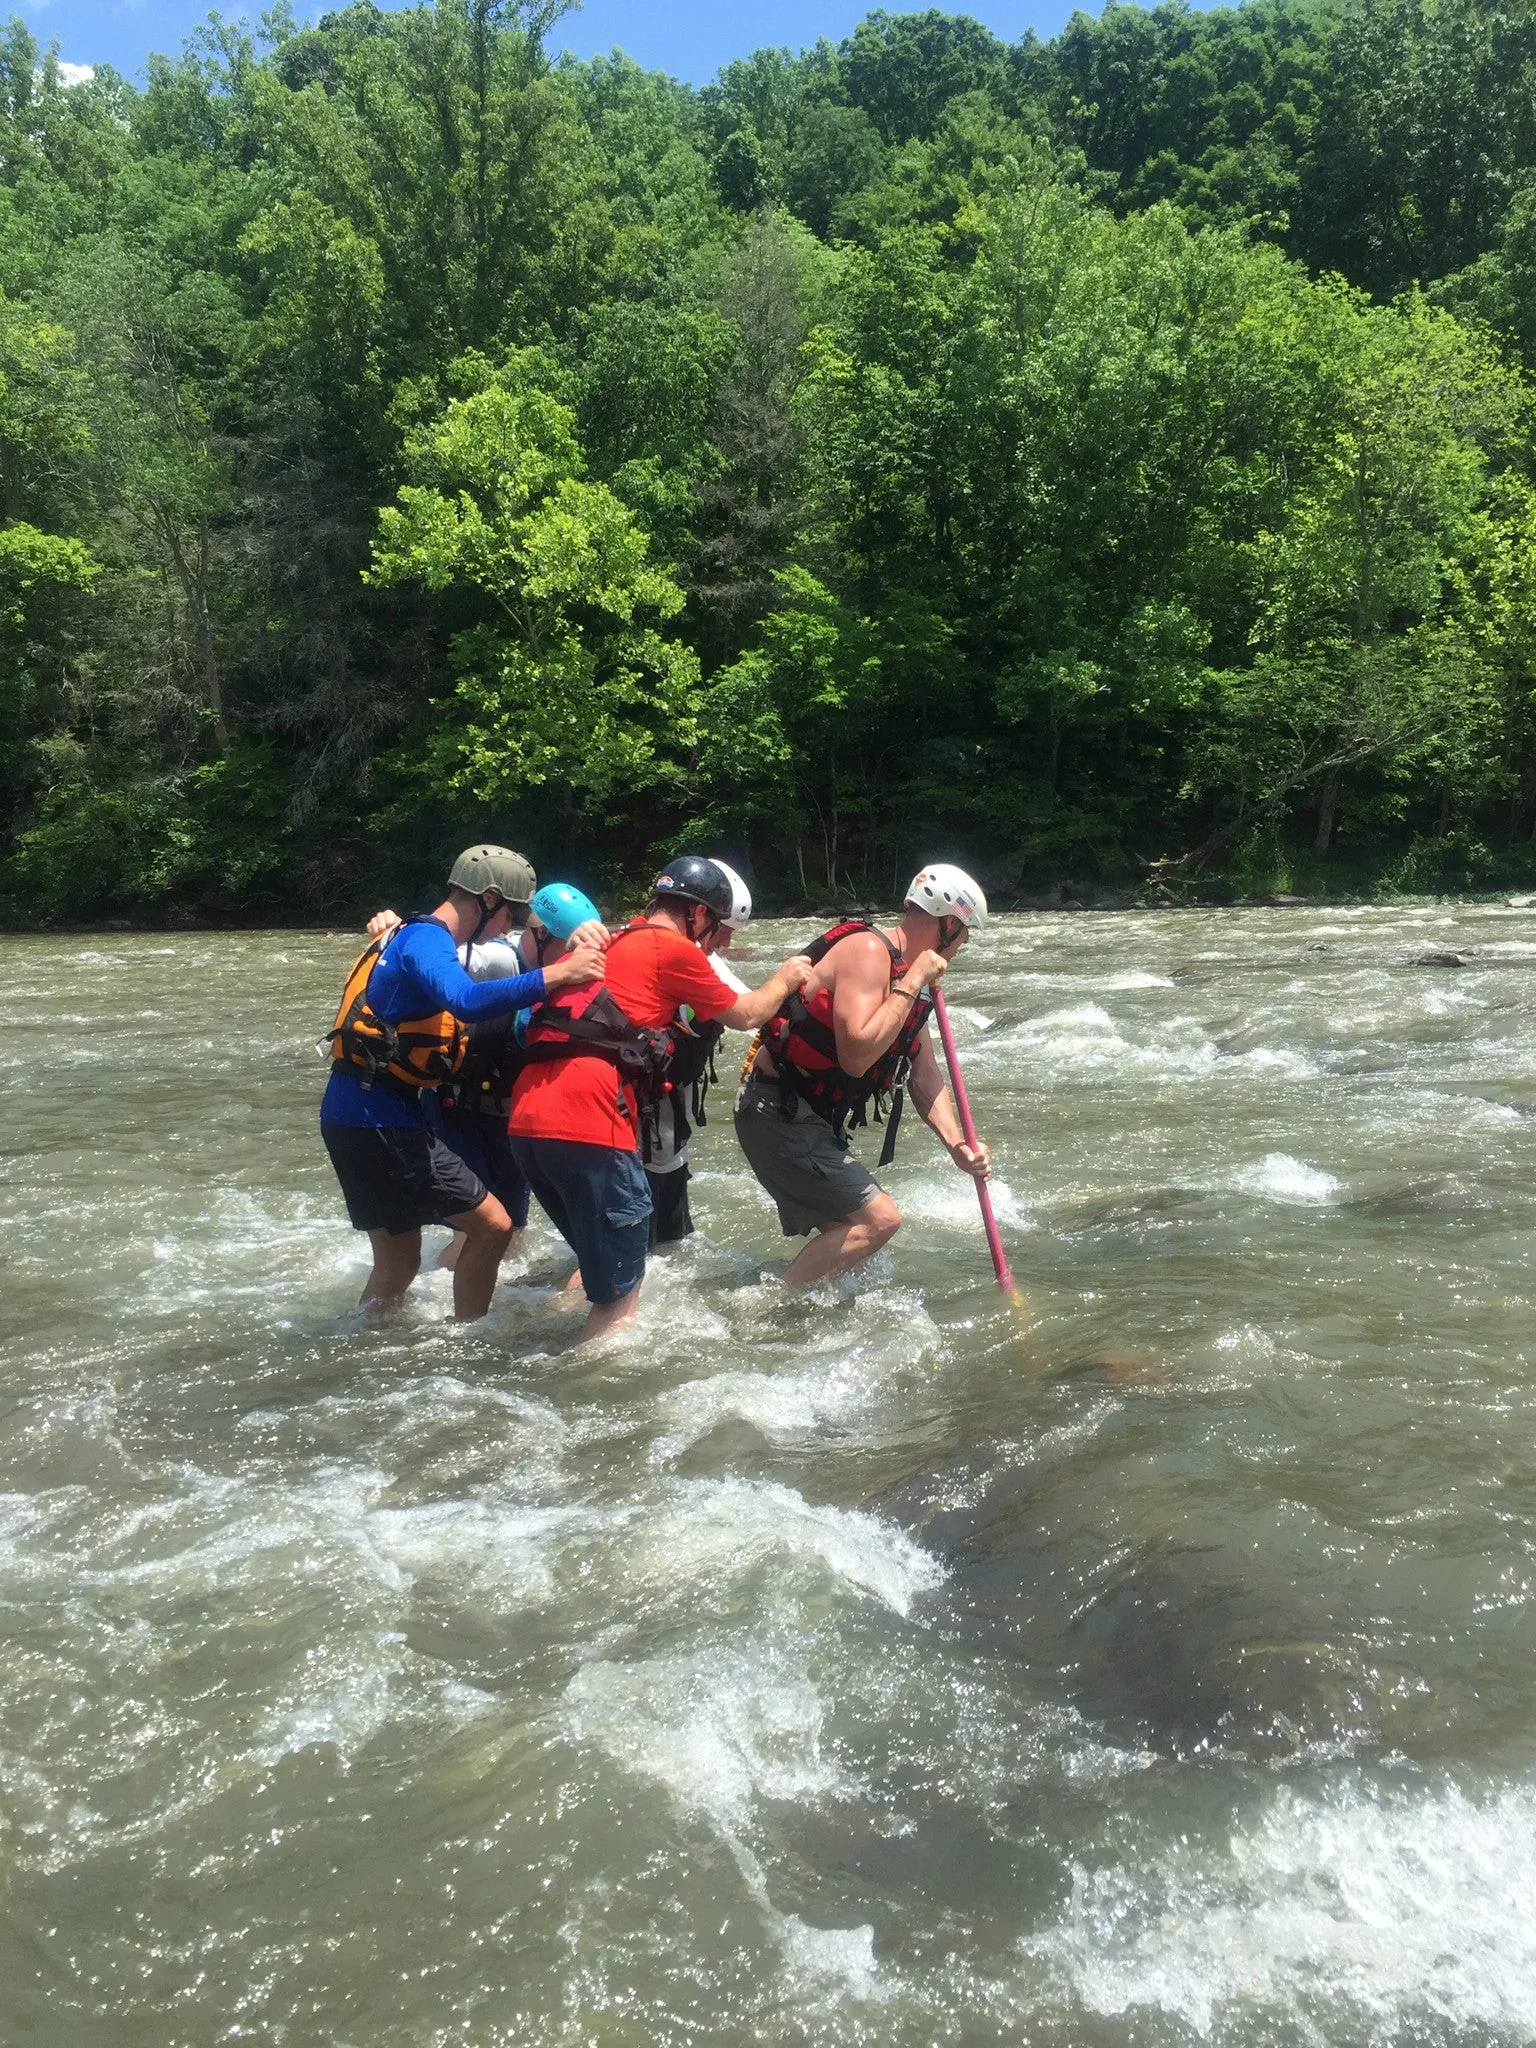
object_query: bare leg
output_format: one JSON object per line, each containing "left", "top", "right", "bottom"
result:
{"left": 438, "top": 1226, "right": 525, "bottom": 1271}
{"left": 581, "top": 1282, "right": 642, "bottom": 1343}
{"left": 362, "top": 1227, "right": 422, "bottom": 1315}
{"left": 781, "top": 1194, "right": 902, "bottom": 1287}
{"left": 445, "top": 1194, "right": 513, "bottom": 1321}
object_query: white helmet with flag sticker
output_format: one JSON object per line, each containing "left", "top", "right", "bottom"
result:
{"left": 710, "top": 858, "right": 753, "bottom": 930}
{"left": 905, "top": 863, "right": 988, "bottom": 930}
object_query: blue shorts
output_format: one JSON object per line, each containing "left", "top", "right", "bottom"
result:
{"left": 509, "top": 1137, "right": 652, "bottom": 1306}
{"left": 433, "top": 1102, "right": 532, "bottom": 1230}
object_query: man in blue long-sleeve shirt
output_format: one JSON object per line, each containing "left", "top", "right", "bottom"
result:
{"left": 322, "top": 845, "right": 603, "bottom": 1320}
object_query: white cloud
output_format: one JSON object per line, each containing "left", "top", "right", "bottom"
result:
{"left": 56, "top": 61, "right": 94, "bottom": 87}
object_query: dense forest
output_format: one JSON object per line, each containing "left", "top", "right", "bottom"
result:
{"left": 6, "top": 0, "right": 1536, "bottom": 921}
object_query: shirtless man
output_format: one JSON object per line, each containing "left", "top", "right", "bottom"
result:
{"left": 734, "top": 864, "right": 992, "bottom": 1285}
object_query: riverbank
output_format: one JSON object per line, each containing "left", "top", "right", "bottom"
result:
{"left": 8, "top": 884, "right": 1536, "bottom": 934}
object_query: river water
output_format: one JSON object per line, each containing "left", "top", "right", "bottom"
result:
{"left": 3, "top": 905, "right": 1536, "bottom": 2046}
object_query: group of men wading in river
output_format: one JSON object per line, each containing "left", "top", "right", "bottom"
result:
{"left": 320, "top": 847, "right": 993, "bottom": 1340}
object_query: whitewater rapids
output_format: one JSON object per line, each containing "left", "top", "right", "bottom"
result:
{"left": 3, "top": 904, "right": 1536, "bottom": 2044}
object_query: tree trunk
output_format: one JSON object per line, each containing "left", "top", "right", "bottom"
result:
{"left": 165, "top": 516, "right": 229, "bottom": 752}
{"left": 1314, "top": 766, "right": 1341, "bottom": 853}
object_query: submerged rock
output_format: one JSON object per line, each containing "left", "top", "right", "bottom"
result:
{"left": 1415, "top": 949, "right": 1477, "bottom": 967}
{"left": 882, "top": 1445, "right": 1377, "bottom": 1762}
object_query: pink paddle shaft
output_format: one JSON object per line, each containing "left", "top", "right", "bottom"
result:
{"left": 930, "top": 987, "right": 1016, "bottom": 1295}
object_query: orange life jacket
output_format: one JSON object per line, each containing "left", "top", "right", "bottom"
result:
{"left": 329, "top": 917, "right": 468, "bottom": 1093}
{"left": 758, "top": 918, "right": 931, "bottom": 1163}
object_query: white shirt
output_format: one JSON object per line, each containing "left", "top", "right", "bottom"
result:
{"left": 459, "top": 937, "right": 530, "bottom": 982}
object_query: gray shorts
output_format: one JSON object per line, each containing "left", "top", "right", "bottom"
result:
{"left": 733, "top": 1076, "right": 882, "bottom": 1236}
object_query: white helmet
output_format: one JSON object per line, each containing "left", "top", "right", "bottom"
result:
{"left": 906, "top": 862, "right": 988, "bottom": 929}
{"left": 710, "top": 857, "right": 753, "bottom": 930}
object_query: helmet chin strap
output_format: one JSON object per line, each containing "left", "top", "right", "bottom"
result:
{"left": 468, "top": 893, "right": 501, "bottom": 949}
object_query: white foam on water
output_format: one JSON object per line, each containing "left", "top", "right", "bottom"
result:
{"left": 628, "top": 1479, "right": 944, "bottom": 1617}
{"left": 650, "top": 1292, "right": 943, "bottom": 1455}
{"left": 1210, "top": 1325, "right": 1279, "bottom": 1363}
{"left": 1233, "top": 1045, "right": 1313, "bottom": 1074}
{"left": 1419, "top": 985, "right": 1478, "bottom": 1018}
{"left": 980, "top": 1004, "right": 1317, "bottom": 1086}
{"left": 777, "top": 1914, "right": 887, "bottom": 2003}
{"left": 364, "top": 1498, "right": 598, "bottom": 1611}
{"left": 1015, "top": 969, "right": 1174, "bottom": 993}
{"left": 1230, "top": 1154, "right": 1341, "bottom": 1206}
{"left": 565, "top": 1644, "right": 858, "bottom": 1835}
{"left": 1023, "top": 1774, "right": 1536, "bottom": 2043}
{"left": 565, "top": 1644, "right": 887, "bottom": 2002}
{"left": 132, "top": 1190, "right": 364, "bottom": 1314}
{"left": 893, "top": 1171, "right": 1032, "bottom": 1232}
{"left": 942, "top": 1003, "right": 995, "bottom": 1034}
{"left": 252, "top": 1625, "right": 490, "bottom": 1767}
{"left": 296, "top": 1375, "right": 574, "bottom": 1499}
{"left": 0, "top": 1461, "right": 542, "bottom": 1861}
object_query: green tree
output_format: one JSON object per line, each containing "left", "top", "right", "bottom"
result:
{"left": 366, "top": 355, "right": 701, "bottom": 822}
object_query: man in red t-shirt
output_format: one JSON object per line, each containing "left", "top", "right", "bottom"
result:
{"left": 509, "top": 856, "right": 811, "bottom": 1341}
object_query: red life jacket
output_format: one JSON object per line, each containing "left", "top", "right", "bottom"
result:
{"left": 759, "top": 919, "right": 932, "bottom": 1163}
{"left": 517, "top": 924, "right": 680, "bottom": 1154}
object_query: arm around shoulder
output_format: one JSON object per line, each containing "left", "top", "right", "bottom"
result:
{"left": 715, "top": 952, "right": 815, "bottom": 1033}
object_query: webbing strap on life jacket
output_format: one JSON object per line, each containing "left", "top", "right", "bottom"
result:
{"left": 518, "top": 991, "right": 674, "bottom": 1084}
{"left": 759, "top": 919, "right": 931, "bottom": 1161}
{"left": 517, "top": 927, "right": 680, "bottom": 1161}
{"left": 329, "top": 914, "right": 468, "bottom": 1094}
{"left": 664, "top": 1013, "right": 725, "bottom": 1150}
{"left": 441, "top": 1010, "right": 526, "bottom": 1118}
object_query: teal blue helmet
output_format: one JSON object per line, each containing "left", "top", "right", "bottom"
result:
{"left": 529, "top": 882, "right": 601, "bottom": 940}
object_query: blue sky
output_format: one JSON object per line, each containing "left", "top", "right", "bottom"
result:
{"left": 24, "top": 0, "right": 1099, "bottom": 88}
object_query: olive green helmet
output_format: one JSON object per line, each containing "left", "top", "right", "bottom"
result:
{"left": 447, "top": 844, "right": 535, "bottom": 905}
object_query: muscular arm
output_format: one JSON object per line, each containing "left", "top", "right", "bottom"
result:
{"left": 908, "top": 1022, "right": 991, "bottom": 1178}
{"left": 830, "top": 934, "right": 928, "bottom": 1077}
{"left": 907, "top": 1028, "right": 964, "bottom": 1145}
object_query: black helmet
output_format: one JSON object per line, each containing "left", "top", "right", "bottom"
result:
{"left": 650, "top": 854, "right": 733, "bottom": 920}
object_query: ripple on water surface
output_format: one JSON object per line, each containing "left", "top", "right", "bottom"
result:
{"left": 3, "top": 910, "right": 1536, "bottom": 2045}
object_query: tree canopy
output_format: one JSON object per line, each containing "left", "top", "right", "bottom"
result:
{"left": 7, "top": 0, "right": 1536, "bottom": 920}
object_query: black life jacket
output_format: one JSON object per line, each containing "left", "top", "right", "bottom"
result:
{"left": 441, "top": 1010, "right": 526, "bottom": 1119}
{"left": 758, "top": 919, "right": 932, "bottom": 1164}
{"left": 662, "top": 1009, "right": 726, "bottom": 1151}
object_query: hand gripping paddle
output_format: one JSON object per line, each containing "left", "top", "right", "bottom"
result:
{"left": 931, "top": 986, "right": 1023, "bottom": 1307}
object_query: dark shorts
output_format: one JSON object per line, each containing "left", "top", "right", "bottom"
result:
{"left": 733, "top": 1076, "right": 882, "bottom": 1237}
{"left": 646, "top": 1165, "right": 693, "bottom": 1247}
{"left": 509, "top": 1136, "right": 651, "bottom": 1306}
{"left": 435, "top": 1104, "right": 532, "bottom": 1230}
{"left": 322, "top": 1121, "right": 488, "bottom": 1237}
